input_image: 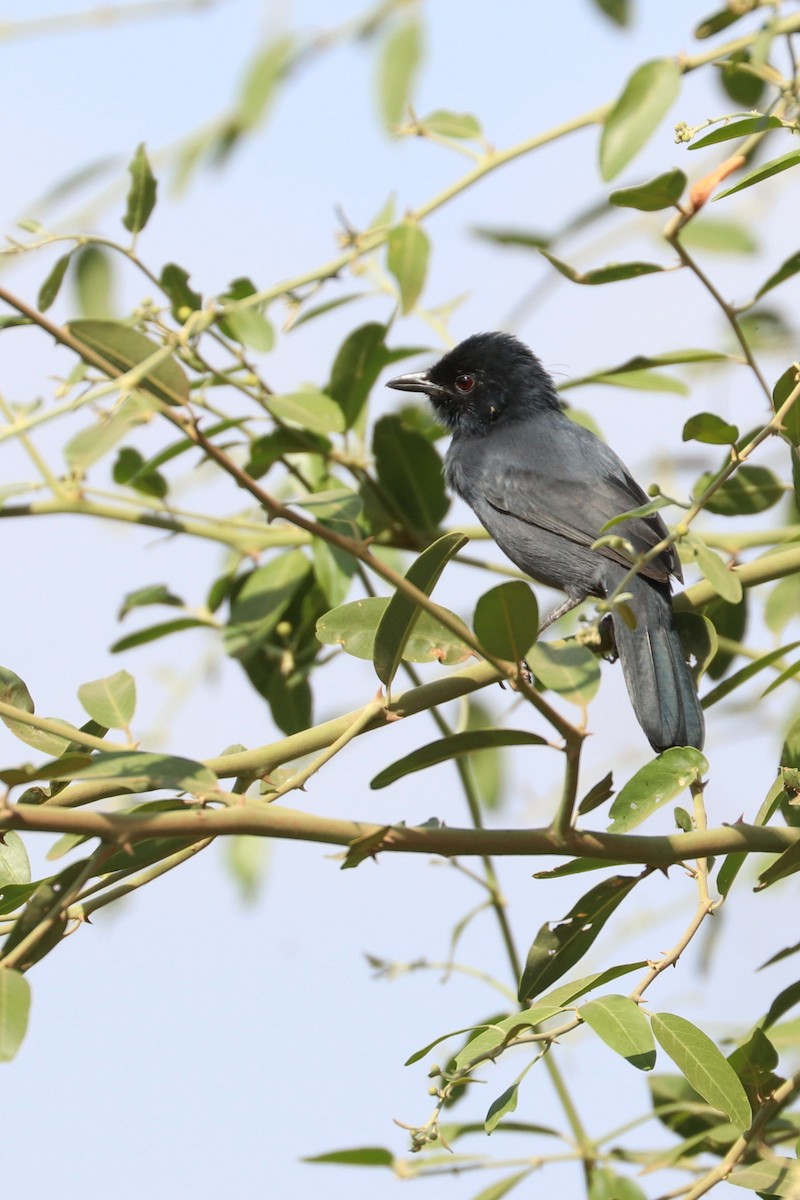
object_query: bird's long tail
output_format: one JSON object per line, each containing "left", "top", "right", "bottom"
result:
{"left": 611, "top": 573, "right": 705, "bottom": 752}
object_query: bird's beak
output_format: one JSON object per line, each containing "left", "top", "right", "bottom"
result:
{"left": 386, "top": 370, "right": 447, "bottom": 398}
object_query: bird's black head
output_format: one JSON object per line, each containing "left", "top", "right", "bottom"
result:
{"left": 386, "top": 331, "right": 561, "bottom": 436}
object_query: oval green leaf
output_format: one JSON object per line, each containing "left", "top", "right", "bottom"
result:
{"left": 600, "top": 58, "right": 682, "bottom": 181}
{"left": 77, "top": 670, "right": 136, "bottom": 728}
{"left": 377, "top": 18, "right": 423, "bottom": 129}
{"left": 474, "top": 582, "right": 538, "bottom": 663}
{"left": 682, "top": 412, "right": 739, "bottom": 445}
{"left": 609, "top": 169, "right": 686, "bottom": 211}
{"left": 371, "top": 729, "right": 547, "bottom": 790}
{"left": 266, "top": 387, "right": 345, "bottom": 435}
{"left": 316, "top": 596, "right": 471, "bottom": 665}
{"left": 715, "top": 149, "right": 800, "bottom": 201}
{"left": 527, "top": 641, "right": 601, "bottom": 706}
{"left": 651, "top": 1012, "right": 752, "bottom": 1130}
{"left": 421, "top": 109, "right": 482, "bottom": 139}
{"left": 122, "top": 142, "right": 157, "bottom": 234}
{"left": 66, "top": 319, "right": 189, "bottom": 406}
{"left": 608, "top": 747, "right": 708, "bottom": 832}
{"left": 387, "top": 219, "right": 430, "bottom": 313}
{"left": 694, "top": 465, "right": 784, "bottom": 515}
{"left": 580, "top": 994, "right": 656, "bottom": 1070}
{"left": 0, "top": 969, "right": 31, "bottom": 1063}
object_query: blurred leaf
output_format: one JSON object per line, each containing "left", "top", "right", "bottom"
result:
{"left": 702, "top": 642, "right": 800, "bottom": 709}
{"left": 534, "top": 857, "right": 627, "bottom": 879}
{"left": 578, "top": 771, "right": 615, "bottom": 815}
{"left": 594, "top": 0, "right": 630, "bottom": 26}
{"left": 371, "top": 730, "right": 547, "bottom": 790}
{"left": 600, "top": 58, "right": 682, "bottom": 181}
{"left": 680, "top": 217, "right": 758, "bottom": 255}
{"left": 122, "top": 143, "right": 157, "bottom": 234}
{"left": 113, "top": 446, "right": 168, "bottom": 499}
{"left": 420, "top": 109, "right": 482, "bottom": 139}
{"left": 728, "top": 1159, "right": 800, "bottom": 1195}
{"left": 160, "top": 263, "right": 202, "bottom": 321}
{"left": 540, "top": 249, "right": 664, "bottom": 284}
{"left": 757, "top": 839, "right": 800, "bottom": 890}
{"left": 473, "top": 226, "right": 549, "bottom": 250}
{"left": 77, "top": 670, "right": 136, "bottom": 728}
{"left": 303, "top": 1147, "right": 394, "bottom": 1167}
{"left": 374, "top": 531, "right": 467, "bottom": 688}
{"left": 716, "top": 149, "right": 800, "bottom": 200}
{"left": 74, "top": 245, "right": 114, "bottom": 317}
{"left": 464, "top": 700, "right": 507, "bottom": 811}
{"left": 377, "top": 18, "right": 423, "bottom": 129}
{"left": 0, "top": 969, "right": 31, "bottom": 1062}
{"left": 580, "top": 994, "right": 656, "bottom": 1070}
{"left": 64, "top": 398, "right": 147, "bottom": 471}
{"left": 237, "top": 35, "right": 294, "bottom": 130}
{"left": 720, "top": 51, "right": 765, "bottom": 107}
{"left": 695, "top": 8, "right": 749, "bottom": 38}
{"left": 60, "top": 750, "right": 218, "bottom": 795}
{"left": 609, "top": 748, "right": 709, "bottom": 832}
{"left": 683, "top": 412, "right": 739, "bottom": 445}
{"left": 373, "top": 414, "right": 449, "bottom": 533}
{"left": 589, "top": 1168, "right": 647, "bottom": 1200}
{"left": 518, "top": 874, "right": 642, "bottom": 1002}
{"left": 2, "top": 859, "right": 88, "bottom": 967}
{"left": 686, "top": 535, "right": 742, "bottom": 604}
{"left": 0, "top": 665, "right": 70, "bottom": 756}
{"left": 577, "top": 369, "right": 687, "bottom": 394}
{"left": 689, "top": 115, "right": 784, "bottom": 150}
{"left": 474, "top": 582, "right": 538, "bottom": 663}
{"left": 651, "top": 1013, "right": 752, "bottom": 1129}
{"left": 111, "top": 617, "right": 212, "bottom": 653}
{"left": 312, "top": 536, "right": 357, "bottom": 607}
{"left": 224, "top": 550, "right": 311, "bottom": 658}
{"left": 291, "top": 293, "right": 363, "bottom": 329}
{"left": 225, "top": 835, "right": 269, "bottom": 903}
{"left": 472, "top": 1168, "right": 531, "bottom": 1199}
{"left": 485, "top": 1084, "right": 519, "bottom": 1134}
{"left": 316, "top": 596, "right": 471, "bottom": 665}
{"left": 0, "top": 832, "right": 31, "bottom": 888}
{"left": 387, "top": 219, "right": 430, "bottom": 313}
{"left": 773, "top": 362, "right": 800, "bottom": 446}
{"left": 693, "top": 465, "right": 784, "bottom": 515}
{"left": 218, "top": 277, "right": 274, "bottom": 351}
{"left": 674, "top": 612, "right": 717, "bottom": 687}
{"left": 609, "top": 169, "right": 686, "bottom": 211}
{"left": 66, "top": 319, "right": 189, "bottom": 406}
{"left": 761, "top": 655, "right": 800, "bottom": 698}
{"left": 527, "top": 641, "right": 601, "bottom": 706}
{"left": 561, "top": 349, "right": 732, "bottom": 392}
{"left": 327, "top": 322, "right": 388, "bottom": 429}
{"left": 704, "top": 592, "right": 747, "bottom": 680}
{"left": 37, "top": 252, "right": 72, "bottom": 312}
{"left": 246, "top": 427, "right": 331, "bottom": 478}
{"left": 266, "top": 388, "right": 345, "bottom": 435}
{"left": 766, "top": 576, "right": 800, "bottom": 636}
{"left": 756, "top": 249, "right": 800, "bottom": 300}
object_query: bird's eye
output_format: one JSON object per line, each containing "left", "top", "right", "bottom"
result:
{"left": 455, "top": 374, "right": 476, "bottom": 393}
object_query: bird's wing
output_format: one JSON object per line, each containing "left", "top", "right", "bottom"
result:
{"left": 480, "top": 454, "right": 678, "bottom": 584}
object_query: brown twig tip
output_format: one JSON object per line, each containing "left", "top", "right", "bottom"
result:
{"left": 688, "top": 154, "right": 746, "bottom": 213}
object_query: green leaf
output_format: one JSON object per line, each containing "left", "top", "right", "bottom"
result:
{"left": 716, "top": 149, "right": 800, "bottom": 201}
{"left": 113, "top": 446, "right": 168, "bottom": 499}
{"left": 680, "top": 217, "right": 758, "bottom": 255}
{"left": 224, "top": 551, "right": 311, "bottom": 658}
{"left": 326, "top": 323, "right": 388, "bottom": 430}
{"left": 225, "top": 835, "right": 269, "bottom": 904}
{"left": 526, "top": 641, "right": 601, "bottom": 706}
{"left": 689, "top": 114, "right": 785, "bottom": 150}
{"left": 74, "top": 245, "right": 114, "bottom": 318}
{"left": 377, "top": 18, "right": 423, "bottom": 129}
{"left": 291, "top": 293, "right": 363, "bottom": 329}
{"left": 537, "top": 962, "right": 648, "bottom": 1008}
{"left": 122, "top": 143, "right": 157, "bottom": 234}
{"left": 773, "top": 362, "right": 800, "bottom": 445}
{"left": 578, "top": 771, "right": 615, "bottom": 815}
{"left": 387, "top": 219, "right": 430, "bottom": 314}
{"left": 485, "top": 1084, "right": 519, "bottom": 1134}
{"left": 674, "top": 612, "right": 717, "bottom": 687}
{"left": 0, "top": 969, "right": 31, "bottom": 1062}
{"left": 594, "top": 0, "right": 630, "bottom": 26}
{"left": 474, "top": 582, "right": 538, "bottom": 663}
{"left": 472, "top": 226, "right": 549, "bottom": 250}
{"left": 695, "top": 8, "right": 749, "bottom": 38}
{"left": 540, "top": 250, "right": 664, "bottom": 285}
{"left": 720, "top": 50, "right": 766, "bottom": 108}
{"left": 451, "top": 1005, "right": 565, "bottom": 1071}
{"left": 372, "top": 414, "right": 449, "bottom": 533}
{"left": 682, "top": 412, "right": 739, "bottom": 445}
{"left": 766, "top": 575, "right": 800, "bottom": 636}
{"left": 694, "top": 464, "right": 784, "bottom": 515}
{"left": 705, "top": 592, "right": 747, "bottom": 680}
{"left": 756, "top": 840, "right": 800, "bottom": 890}
{"left": 316, "top": 596, "right": 471, "bottom": 666}
{"left": 237, "top": 35, "right": 294, "bottom": 130}
{"left": 111, "top": 617, "right": 212, "bottom": 653}
{"left": 518, "top": 874, "right": 642, "bottom": 1002}
{"left": 589, "top": 1168, "right": 647, "bottom": 1200}
{"left": 66, "top": 319, "right": 189, "bottom": 406}
{"left": 159, "top": 263, "right": 202, "bottom": 321}
{"left": 560, "top": 349, "right": 732, "bottom": 392}
{"left": 580, "top": 994, "right": 656, "bottom": 1070}
{"left": 702, "top": 642, "right": 800, "bottom": 709}
{"left": 312, "top": 537, "right": 357, "bottom": 607}
{"left": 303, "top": 1147, "right": 394, "bottom": 1167}
{"left": 37, "top": 252, "right": 72, "bottom": 312}
{"left": 420, "top": 109, "right": 482, "bottom": 139}
{"left": 217, "top": 277, "right": 274, "bottom": 351}
{"left": 600, "top": 58, "right": 682, "bottom": 181}
{"left": 2, "top": 860, "right": 88, "bottom": 967}
{"left": 0, "top": 832, "right": 31, "bottom": 887}
{"left": 609, "top": 169, "right": 686, "bottom": 211}
{"left": 77, "top": 670, "right": 136, "bottom": 728}
{"left": 64, "top": 403, "right": 144, "bottom": 472}
{"left": 59, "top": 750, "right": 219, "bottom": 796}
{"left": 0, "top": 666, "right": 70, "bottom": 756}
{"left": 118, "top": 584, "right": 184, "bottom": 621}
{"left": 756, "top": 249, "right": 800, "bottom": 300}
{"left": 371, "top": 729, "right": 547, "bottom": 789}
{"left": 728, "top": 1159, "right": 800, "bottom": 1195}
{"left": 266, "top": 388, "right": 345, "bottom": 435}
{"left": 608, "top": 748, "right": 708, "bottom": 832}
{"left": 373, "top": 531, "right": 467, "bottom": 688}
{"left": 686, "top": 535, "right": 742, "bottom": 604}
{"left": 651, "top": 1013, "right": 752, "bottom": 1130}
{"left": 471, "top": 1169, "right": 531, "bottom": 1200}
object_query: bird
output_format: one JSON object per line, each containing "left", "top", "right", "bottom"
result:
{"left": 386, "top": 331, "right": 704, "bottom": 753}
